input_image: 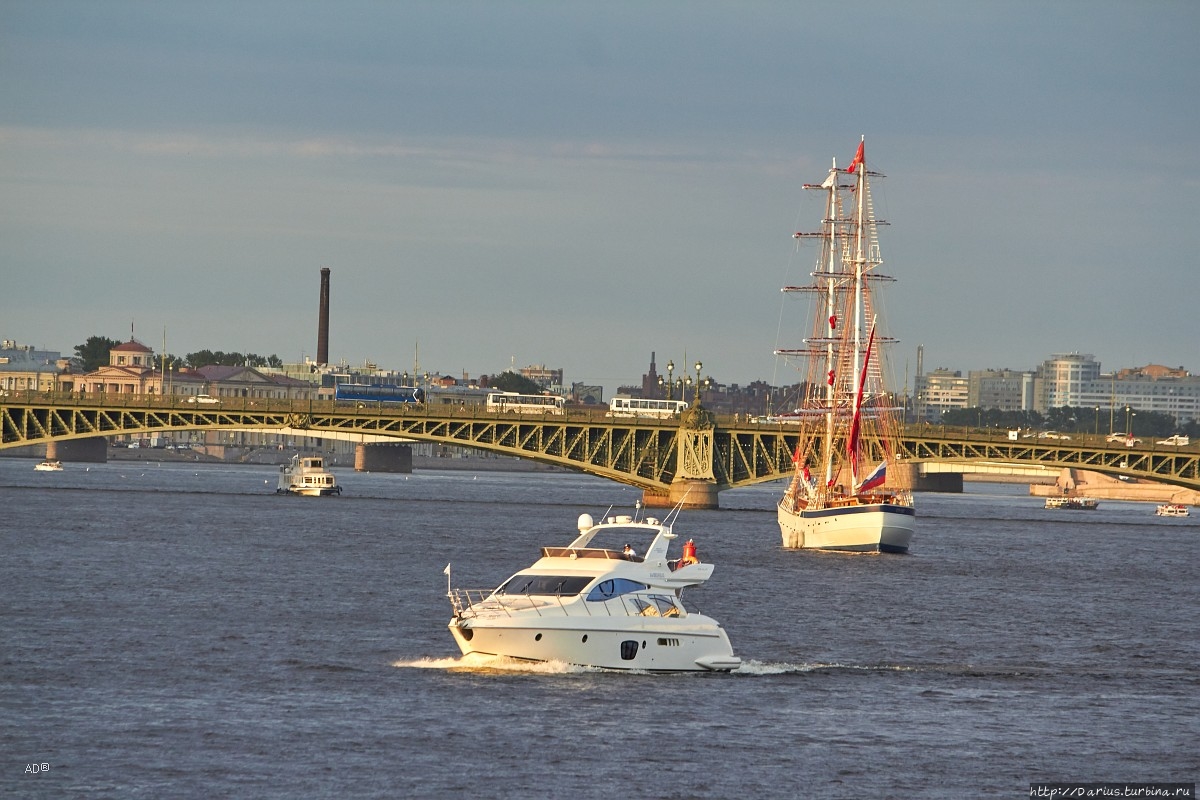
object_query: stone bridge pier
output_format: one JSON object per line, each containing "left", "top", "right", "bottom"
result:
{"left": 643, "top": 408, "right": 719, "bottom": 509}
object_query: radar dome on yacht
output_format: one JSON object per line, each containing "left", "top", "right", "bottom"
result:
{"left": 577, "top": 513, "right": 594, "bottom": 532}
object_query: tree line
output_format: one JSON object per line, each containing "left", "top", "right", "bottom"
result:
{"left": 73, "top": 336, "right": 282, "bottom": 372}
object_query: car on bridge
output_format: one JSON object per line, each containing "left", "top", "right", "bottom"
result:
{"left": 1157, "top": 435, "right": 1191, "bottom": 446}
{"left": 1106, "top": 432, "right": 1141, "bottom": 446}
{"left": 187, "top": 394, "right": 219, "bottom": 404}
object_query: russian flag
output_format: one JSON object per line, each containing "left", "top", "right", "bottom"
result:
{"left": 859, "top": 461, "right": 887, "bottom": 492}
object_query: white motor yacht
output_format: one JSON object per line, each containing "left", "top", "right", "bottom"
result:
{"left": 34, "top": 460, "right": 63, "bottom": 472}
{"left": 1156, "top": 504, "right": 1189, "bottom": 517}
{"left": 276, "top": 454, "right": 340, "bottom": 496}
{"left": 447, "top": 511, "right": 741, "bottom": 672}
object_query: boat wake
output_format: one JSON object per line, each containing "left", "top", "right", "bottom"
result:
{"left": 733, "top": 659, "right": 919, "bottom": 676}
{"left": 394, "top": 655, "right": 922, "bottom": 677}
{"left": 393, "top": 653, "right": 596, "bottom": 675}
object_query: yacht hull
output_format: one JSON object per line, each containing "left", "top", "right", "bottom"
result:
{"left": 448, "top": 618, "right": 739, "bottom": 672}
{"left": 283, "top": 485, "right": 340, "bottom": 497}
{"left": 778, "top": 501, "right": 915, "bottom": 553}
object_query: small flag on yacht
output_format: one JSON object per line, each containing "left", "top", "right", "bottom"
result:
{"left": 859, "top": 461, "right": 887, "bottom": 492}
{"left": 443, "top": 563, "right": 451, "bottom": 576}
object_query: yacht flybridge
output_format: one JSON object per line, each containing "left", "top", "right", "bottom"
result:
{"left": 446, "top": 510, "right": 741, "bottom": 672}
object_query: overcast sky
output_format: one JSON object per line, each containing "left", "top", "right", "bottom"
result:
{"left": 2, "top": 1, "right": 1197, "bottom": 393}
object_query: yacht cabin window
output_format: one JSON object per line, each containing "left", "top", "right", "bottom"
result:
{"left": 499, "top": 574, "right": 592, "bottom": 596}
{"left": 586, "top": 578, "right": 648, "bottom": 602}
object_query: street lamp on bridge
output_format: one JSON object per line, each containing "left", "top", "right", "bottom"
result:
{"left": 693, "top": 361, "right": 702, "bottom": 404}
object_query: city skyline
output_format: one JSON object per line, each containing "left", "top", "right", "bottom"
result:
{"left": 5, "top": 332, "right": 1195, "bottom": 398}
{"left": 2, "top": 2, "right": 1198, "bottom": 394}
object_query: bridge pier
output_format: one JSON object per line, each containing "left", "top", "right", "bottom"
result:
{"left": 892, "top": 462, "right": 962, "bottom": 493}
{"left": 47, "top": 437, "right": 108, "bottom": 464}
{"left": 642, "top": 479, "right": 720, "bottom": 510}
{"left": 354, "top": 443, "right": 413, "bottom": 473}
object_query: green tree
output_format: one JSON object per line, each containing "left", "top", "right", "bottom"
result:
{"left": 185, "top": 350, "right": 282, "bottom": 368}
{"left": 488, "top": 371, "right": 545, "bottom": 394}
{"left": 74, "top": 335, "right": 120, "bottom": 372}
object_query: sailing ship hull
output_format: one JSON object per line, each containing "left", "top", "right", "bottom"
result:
{"left": 777, "top": 501, "right": 915, "bottom": 553}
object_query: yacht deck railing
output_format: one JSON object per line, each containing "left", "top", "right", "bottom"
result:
{"left": 448, "top": 589, "right": 683, "bottom": 620}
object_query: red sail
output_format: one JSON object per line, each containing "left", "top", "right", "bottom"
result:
{"left": 846, "top": 322, "right": 876, "bottom": 482}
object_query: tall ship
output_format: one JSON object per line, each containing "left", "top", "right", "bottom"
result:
{"left": 775, "top": 138, "right": 915, "bottom": 553}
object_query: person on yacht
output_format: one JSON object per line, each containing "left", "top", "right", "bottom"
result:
{"left": 623, "top": 543, "right": 637, "bottom": 558}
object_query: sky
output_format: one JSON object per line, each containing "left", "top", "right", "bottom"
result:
{"left": 2, "top": 0, "right": 1197, "bottom": 394}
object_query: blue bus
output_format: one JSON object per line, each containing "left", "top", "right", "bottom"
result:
{"left": 335, "top": 383, "right": 425, "bottom": 404}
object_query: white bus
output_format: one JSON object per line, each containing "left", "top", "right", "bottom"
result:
{"left": 606, "top": 397, "right": 689, "bottom": 419}
{"left": 485, "top": 392, "right": 566, "bottom": 415}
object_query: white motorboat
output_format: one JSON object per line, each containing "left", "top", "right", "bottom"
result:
{"left": 34, "top": 460, "right": 63, "bottom": 472}
{"left": 276, "top": 454, "right": 340, "bottom": 496}
{"left": 446, "top": 511, "right": 741, "bottom": 672}
{"left": 1045, "top": 496, "right": 1099, "bottom": 510}
{"left": 1156, "top": 504, "right": 1189, "bottom": 517}
{"left": 774, "top": 138, "right": 914, "bottom": 553}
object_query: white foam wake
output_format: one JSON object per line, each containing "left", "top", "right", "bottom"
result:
{"left": 393, "top": 652, "right": 594, "bottom": 674}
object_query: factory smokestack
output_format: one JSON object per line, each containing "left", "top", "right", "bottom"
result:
{"left": 317, "top": 267, "right": 331, "bottom": 365}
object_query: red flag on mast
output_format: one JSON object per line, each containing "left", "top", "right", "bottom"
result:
{"left": 847, "top": 321, "right": 877, "bottom": 480}
{"left": 846, "top": 140, "right": 864, "bottom": 174}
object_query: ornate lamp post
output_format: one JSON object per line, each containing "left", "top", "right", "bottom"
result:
{"left": 693, "top": 361, "right": 703, "bottom": 404}
{"left": 665, "top": 360, "right": 674, "bottom": 400}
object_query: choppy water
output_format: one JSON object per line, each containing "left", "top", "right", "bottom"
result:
{"left": 2, "top": 458, "right": 1197, "bottom": 798}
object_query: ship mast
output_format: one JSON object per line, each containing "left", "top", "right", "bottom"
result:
{"left": 851, "top": 137, "right": 867, "bottom": 486}
{"left": 821, "top": 158, "right": 840, "bottom": 489}
{"left": 850, "top": 137, "right": 867, "bottom": 433}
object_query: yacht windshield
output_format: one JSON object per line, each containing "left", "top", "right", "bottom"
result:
{"left": 499, "top": 574, "right": 592, "bottom": 596}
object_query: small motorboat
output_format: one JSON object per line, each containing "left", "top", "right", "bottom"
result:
{"left": 1155, "top": 504, "right": 1189, "bottom": 517}
{"left": 34, "top": 460, "right": 63, "bottom": 472}
{"left": 276, "top": 454, "right": 340, "bottom": 496}
{"left": 446, "top": 509, "right": 741, "bottom": 672}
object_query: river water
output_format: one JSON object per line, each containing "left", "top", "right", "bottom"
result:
{"left": 2, "top": 458, "right": 1196, "bottom": 798}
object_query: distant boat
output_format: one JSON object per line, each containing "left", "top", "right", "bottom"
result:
{"left": 1155, "top": 504, "right": 1189, "bottom": 517}
{"left": 1045, "top": 497, "right": 1099, "bottom": 510}
{"left": 277, "top": 454, "right": 340, "bottom": 496}
{"left": 775, "top": 138, "right": 914, "bottom": 553}
{"left": 34, "top": 460, "right": 63, "bottom": 472}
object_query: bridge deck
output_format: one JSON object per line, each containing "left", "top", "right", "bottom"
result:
{"left": 3, "top": 396, "right": 1198, "bottom": 492}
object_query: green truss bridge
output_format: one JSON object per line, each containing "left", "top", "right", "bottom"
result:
{"left": 4, "top": 395, "right": 1199, "bottom": 507}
